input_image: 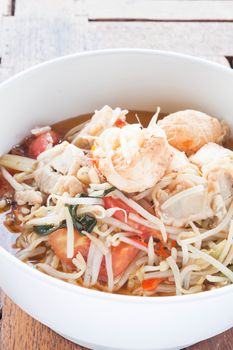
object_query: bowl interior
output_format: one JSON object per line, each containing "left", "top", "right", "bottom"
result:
{"left": 0, "top": 49, "right": 233, "bottom": 255}
{"left": 0, "top": 49, "right": 233, "bottom": 259}
{"left": 1, "top": 50, "right": 233, "bottom": 350}
{"left": 0, "top": 50, "right": 233, "bottom": 156}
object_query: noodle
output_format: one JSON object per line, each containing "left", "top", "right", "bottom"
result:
{"left": 38, "top": 263, "right": 84, "bottom": 280}
{"left": 166, "top": 256, "right": 182, "bottom": 295}
{"left": 83, "top": 241, "right": 96, "bottom": 287}
{"left": 2, "top": 106, "right": 233, "bottom": 297}
{"left": 105, "top": 251, "right": 114, "bottom": 292}
{"left": 114, "top": 190, "right": 167, "bottom": 242}
{"left": 148, "top": 236, "right": 156, "bottom": 265}
{"left": 65, "top": 206, "right": 75, "bottom": 258}
{"left": 181, "top": 201, "right": 233, "bottom": 245}
{"left": 188, "top": 245, "right": 233, "bottom": 282}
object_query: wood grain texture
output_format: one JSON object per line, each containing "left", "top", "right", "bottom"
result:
{"left": 10, "top": 0, "right": 233, "bottom": 20}
{"left": 0, "top": 1, "right": 233, "bottom": 350}
{"left": 0, "top": 293, "right": 233, "bottom": 350}
{"left": 186, "top": 329, "right": 233, "bottom": 350}
{"left": 15, "top": 0, "right": 86, "bottom": 16}
{"left": 86, "top": 0, "right": 233, "bottom": 21}
{"left": 85, "top": 22, "right": 233, "bottom": 55}
{"left": 0, "top": 0, "right": 11, "bottom": 16}
{"left": 0, "top": 295, "right": 86, "bottom": 350}
{"left": 0, "top": 16, "right": 87, "bottom": 75}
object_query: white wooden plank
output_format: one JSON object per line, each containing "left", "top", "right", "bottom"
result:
{"left": 86, "top": 22, "right": 233, "bottom": 56}
{"left": 15, "top": 0, "right": 86, "bottom": 16}
{"left": 86, "top": 0, "right": 233, "bottom": 21}
{"left": 0, "top": 0, "right": 11, "bottom": 16}
{"left": 0, "top": 19, "right": 4, "bottom": 55}
{"left": 0, "top": 17, "right": 87, "bottom": 75}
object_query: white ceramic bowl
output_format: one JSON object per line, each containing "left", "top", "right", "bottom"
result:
{"left": 0, "top": 49, "right": 233, "bottom": 350}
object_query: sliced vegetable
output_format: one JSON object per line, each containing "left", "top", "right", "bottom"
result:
{"left": 67, "top": 204, "right": 97, "bottom": 233}
{"left": 99, "top": 242, "right": 139, "bottom": 281}
{"left": 79, "top": 187, "right": 115, "bottom": 198}
{"left": 155, "top": 242, "right": 170, "bottom": 258}
{"left": 111, "top": 242, "right": 139, "bottom": 278}
{"left": 131, "top": 237, "right": 170, "bottom": 258}
{"left": 114, "top": 119, "right": 127, "bottom": 128}
{"left": 49, "top": 227, "right": 139, "bottom": 278}
{"left": 28, "top": 130, "right": 60, "bottom": 159}
{"left": 102, "top": 187, "right": 116, "bottom": 196}
{"left": 33, "top": 222, "right": 66, "bottom": 235}
{"left": 130, "top": 237, "right": 148, "bottom": 249}
{"left": 74, "top": 215, "right": 97, "bottom": 233}
{"left": 142, "top": 278, "right": 164, "bottom": 291}
{"left": 171, "top": 240, "right": 177, "bottom": 248}
{"left": 49, "top": 228, "right": 90, "bottom": 267}
{"left": 67, "top": 204, "right": 79, "bottom": 219}
{"left": 103, "top": 196, "right": 137, "bottom": 222}
{"left": 103, "top": 196, "right": 161, "bottom": 238}
{"left": 0, "top": 154, "right": 35, "bottom": 172}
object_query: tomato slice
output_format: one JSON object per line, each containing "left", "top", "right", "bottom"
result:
{"left": 114, "top": 119, "right": 127, "bottom": 128}
{"left": 103, "top": 196, "right": 161, "bottom": 239}
{"left": 99, "top": 242, "right": 139, "bottom": 281}
{"left": 132, "top": 237, "right": 170, "bottom": 258}
{"left": 103, "top": 197, "right": 137, "bottom": 222}
{"left": 49, "top": 228, "right": 90, "bottom": 268}
{"left": 142, "top": 278, "right": 165, "bottom": 291}
{"left": 28, "top": 130, "right": 60, "bottom": 159}
{"left": 49, "top": 228, "right": 139, "bottom": 279}
{"left": 111, "top": 242, "right": 139, "bottom": 277}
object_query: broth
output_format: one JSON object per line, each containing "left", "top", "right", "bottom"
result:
{"left": 0, "top": 109, "right": 168, "bottom": 296}
{"left": 1, "top": 108, "right": 232, "bottom": 297}
{"left": 52, "top": 110, "right": 158, "bottom": 137}
{"left": 0, "top": 111, "right": 157, "bottom": 253}
{"left": 1, "top": 110, "right": 156, "bottom": 255}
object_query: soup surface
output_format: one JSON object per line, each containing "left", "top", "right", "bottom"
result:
{"left": 0, "top": 106, "right": 233, "bottom": 297}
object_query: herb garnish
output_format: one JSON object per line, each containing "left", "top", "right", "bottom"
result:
{"left": 33, "top": 186, "right": 114, "bottom": 236}
{"left": 33, "top": 221, "right": 66, "bottom": 235}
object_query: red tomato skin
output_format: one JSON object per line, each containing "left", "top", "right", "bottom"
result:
{"left": 49, "top": 228, "right": 90, "bottom": 269}
{"left": 103, "top": 196, "right": 152, "bottom": 234}
{"left": 49, "top": 228, "right": 139, "bottom": 279}
{"left": 99, "top": 242, "right": 139, "bottom": 281}
{"left": 114, "top": 119, "right": 127, "bottom": 128}
{"left": 103, "top": 197, "right": 137, "bottom": 222}
{"left": 103, "top": 196, "right": 162, "bottom": 240}
{"left": 28, "top": 130, "right": 60, "bottom": 159}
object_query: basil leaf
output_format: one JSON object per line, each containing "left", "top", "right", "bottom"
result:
{"left": 75, "top": 215, "right": 97, "bottom": 233}
{"left": 33, "top": 221, "right": 66, "bottom": 236}
{"left": 67, "top": 204, "right": 79, "bottom": 220}
{"left": 66, "top": 203, "right": 97, "bottom": 234}
{"left": 77, "top": 187, "right": 115, "bottom": 199}
{"left": 102, "top": 186, "right": 116, "bottom": 196}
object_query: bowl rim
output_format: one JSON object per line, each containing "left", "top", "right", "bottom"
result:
{"left": 1, "top": 48, "right": 233, "bottom": 304}
{"left": 0, "top": 48, "right": 233, "bottom": 92}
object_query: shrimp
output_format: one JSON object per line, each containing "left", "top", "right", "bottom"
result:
{"left": 92, "top": 122, "right": 172, "bottom": 193}
{"left": 153, "top": 143, "right": 233, "bottom": 227}
{"left": 152, "top": 148, "right": 212, "bottom": 227}
{"left": 158, "top": 110, "right": 225, "bottom": 155}
{"left": 34, "top": 142, "right": 85, "bottom": 196}
{"left": 190, "top": 143, "right": 233, "bottom": 212}
{"left": 72, "top": 105, "right": 128, "bottom": 148}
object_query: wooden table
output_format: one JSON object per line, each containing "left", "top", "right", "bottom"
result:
{"left": 0, "top": 1, "right": 233, "bottom": 349}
